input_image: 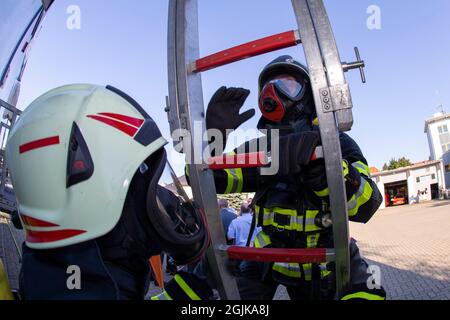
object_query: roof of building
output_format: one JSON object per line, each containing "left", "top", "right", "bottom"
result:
{"left": 424, "top": 113, "right": 450, "bottom": 133}
{"left": 371, "top": 160, "right": 442, "bottom": 177}
{"left": 370, "top": 167, "right": 380, "bottom": 174}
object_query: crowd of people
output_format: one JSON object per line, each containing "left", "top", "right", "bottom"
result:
{"left": 218, "top": 198, "right": 261, "bottom": 247}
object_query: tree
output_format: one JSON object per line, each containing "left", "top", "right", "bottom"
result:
{"left": 383, "top": 157, "right": 413, "bottom": 171}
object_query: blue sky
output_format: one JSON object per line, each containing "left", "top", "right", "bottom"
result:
{"left": 18, "top": 0, "right": 450, "bottom": 170}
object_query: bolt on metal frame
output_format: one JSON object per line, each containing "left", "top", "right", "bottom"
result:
{"left": 166, "top": 0, "right": 365, "bottom": 299}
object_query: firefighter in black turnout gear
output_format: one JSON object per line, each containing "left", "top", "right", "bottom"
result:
{"left": 204, "top": 55, "right": 386, "bottom": 300}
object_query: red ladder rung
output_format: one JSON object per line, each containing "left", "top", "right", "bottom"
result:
{"left": 207, "top": 147, "right": 323, "bottom": 170}
{"left": 208, "top": 151, "right": 267, "bottom": 170}
{"left": 193, "top": 30, "right": 301, "bottom": 73}
{"left": 227, "top": 246, "right": 334, "bottom": 264}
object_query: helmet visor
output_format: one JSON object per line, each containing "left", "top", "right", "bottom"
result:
{"left": 269, "top": 76, "right": 304, "bottom": 100}
{"left": 153, "top": 161, "right": 200, "bottom": 236}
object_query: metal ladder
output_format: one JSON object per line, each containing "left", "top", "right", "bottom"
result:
{"left": 166, "top": 0, "right": 366, "bottom": 300}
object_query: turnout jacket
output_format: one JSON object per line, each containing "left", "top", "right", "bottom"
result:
{"left": 205, "top": 125, "right": 382, "bottom": 285}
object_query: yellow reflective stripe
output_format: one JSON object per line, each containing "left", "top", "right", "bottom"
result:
{"left": 174, "top": 274, "right": 201, "bottom": 300}
{"left": 224, "top": 169, "right": 234, "bottom": 194}
{"left": 342, "top": 160, "right": 349, "bottom": 177}
{"left": 262, "top": 214, "right": 303, "bottom": 231}
{"left": 314, "top": 187, "right": 329, "bottom": 197}
{"left": 320, "top": 263, "right": 332, "bottom": 278}
{"left": 0, "top": 259, "right": 13, "bottom": 300}
{"left": 306, "top": 233, "right": 320, "bottom": 248}
{"left": 312, "top": 117, "right": 319, "bottom": 126}
{"left": 254, "top": 230, "right": 272, "bottom": 248}
{"left": 348, "top": 177, "right": 373, "bottom": 217}
{"left": 305, "top": 211, "right": 321, "bottom": 232}
{"left": 222, "top": 152, "right": 244, "bottom": 194}
{"left": 303, "top": 263, "right": 312, "bottom": 281}
{"left": 341, "top": 292, "right": 385, "bottom": 300}
{"left": 261, "top": 207, "right": 303, "bottom": 231}
{"left": 235, "top": 168, "right": 243, "bottom": 193}
{"left": 351, "top": 161, "right": 370, "bottom": 177}
{"left": 150, "top": 291, "right": 173, "bottom": 300}
{"left": 273, "top": 263, "right": 302, "bottom": 278}
{"left": 223, "top": 168, "right": 244, "bottom": 194}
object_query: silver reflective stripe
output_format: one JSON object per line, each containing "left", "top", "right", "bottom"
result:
{"left": 347, "top": 195, "right": 357, "bottom": 212}
{"left": 303, "top": 264, "right": 312, "bottom": 277}
{"left": 348, "top": 177, "right": 369, "bottom": 212}
{"left": 151, "top": 291, "right": 172, "bottom": 300}
{"left": 352, "top": 162, "right": 370, "bottom": 177}
{"left": 275, "top": 262, "right": 301, "bottom": 272}
{"left": 255, "top": 232, "right": 271, "bottom": 248}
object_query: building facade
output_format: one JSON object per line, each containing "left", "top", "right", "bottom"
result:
{"left": 371, "top": 160, "right": 445, "bottom": 209}
{"left": 424, "top": 112, "right": 450, "bottom": 189}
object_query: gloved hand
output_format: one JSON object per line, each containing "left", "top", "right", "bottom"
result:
{"left": 150, "top": 271, "right": 214, "bottom": 300}
{"left": 300, "top": 159, "right": 327, "bottom": 192}
{"left": 301, "top": 159, "right": 363, "bottom": 201}
{"left": 276, "top": 131, "right": 320, "bottom": 176}
{"left": 206, "top": 86, "right": 255, "bottom": 150}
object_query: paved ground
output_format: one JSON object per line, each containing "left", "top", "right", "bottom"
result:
{"left": 2, "top": 200, "right": 450, "bottom": 299}
{"left": 0, "top": 215, "right": 24, "bottom": 291}
{"left": 349, "top": 200, "right": 450, "bottom": 300}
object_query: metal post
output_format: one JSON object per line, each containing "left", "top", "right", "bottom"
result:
{"left": 292, "top": 0, "right": 351, "bottom": 298}
{"left": 167, "top": 0, "right": 241, "bottom": 300}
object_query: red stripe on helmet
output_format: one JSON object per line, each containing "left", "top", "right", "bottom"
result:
{"left": 26, "top": 229, "right": 86, "bottom": 243}
{"left": 19, "top": 136, "right": 60, "bottom": 154}
{"left": 21, "top": 214, "right": 59, "bottom": 227}
{"left": 87, "top": 115, "right": 138, "bottom": 137}
{"left": 97, "top": 112, "right": 144, "bottom": 128}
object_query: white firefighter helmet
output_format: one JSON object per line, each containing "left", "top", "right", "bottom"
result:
{"left": 6, "top": 84, "right": 207, "bottom": 255}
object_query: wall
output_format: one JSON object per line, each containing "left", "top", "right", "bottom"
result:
{"left": 443, "top": 151, "right": 450, "bottom": 189}
{"left": 426, "top": 118, "right": 450, "bottom": 160}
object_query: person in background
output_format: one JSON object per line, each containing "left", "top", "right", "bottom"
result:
{"left": 227, "top": 202, "right": 260, "bottom": 247}
{"left": 218, "top": 198, "right": 237, "bottom": 240}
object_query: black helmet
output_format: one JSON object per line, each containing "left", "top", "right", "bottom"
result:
{"left": 258, "top": 55, "right": 310, "bottom": 94}
{"left": 258, "top": 55, "right": 315, "bottom": 123}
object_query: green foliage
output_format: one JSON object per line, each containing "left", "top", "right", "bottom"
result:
{"left": 383, "top": 157, "right": 413, "bottom": 171}
{"left": 219, "top": 193, "right": 251, "bottom": 211}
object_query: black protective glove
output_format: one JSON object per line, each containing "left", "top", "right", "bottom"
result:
{"left": 300, "top": 159, "right": 328, "bottom": 192}
{"left": 276, "top": 131, "right": 320, "bottom": 176}
{"left": 301, "top": 158, "right": 363, "bottom": 201}
{"left": 206, "top": 86, "right": 255, "bottom": 152}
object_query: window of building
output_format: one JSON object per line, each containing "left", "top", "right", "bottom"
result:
{"left": 416, "top": 177, "right": 420, "bottom": 183}
{"left": 438, "top": 124, "right": 450, "bottom": 154}
{"left": 431, "top": 174, "right": 436, "bottom": 180}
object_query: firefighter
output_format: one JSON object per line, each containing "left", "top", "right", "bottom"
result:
{"left": 204, "top": 55, "right": 386, "bottom": 300}
{"left": 205, "top": 55, "right": 386, "bottom": 300}
{"left": 5, "top": 84, "right": 212, "bottom": 300}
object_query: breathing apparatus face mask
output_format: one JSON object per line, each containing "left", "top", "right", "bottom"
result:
{"left": 259, "top": 75, "right": 310, "bottom": 123}
{"left": 142, "top": 150, "right": 209, "bottom": 265}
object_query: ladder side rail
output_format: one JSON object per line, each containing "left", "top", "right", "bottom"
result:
{"left": 169, "top": 0, "right": 241, "bottom": 300}
{"left": 306, "top": 0, "right": 353, "bottom": 131}
{"left": 291, "top": 0, "right": 350, "bottom": 298}
{"left": 306, "top": 0, "right": 355, "bottom": 298}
